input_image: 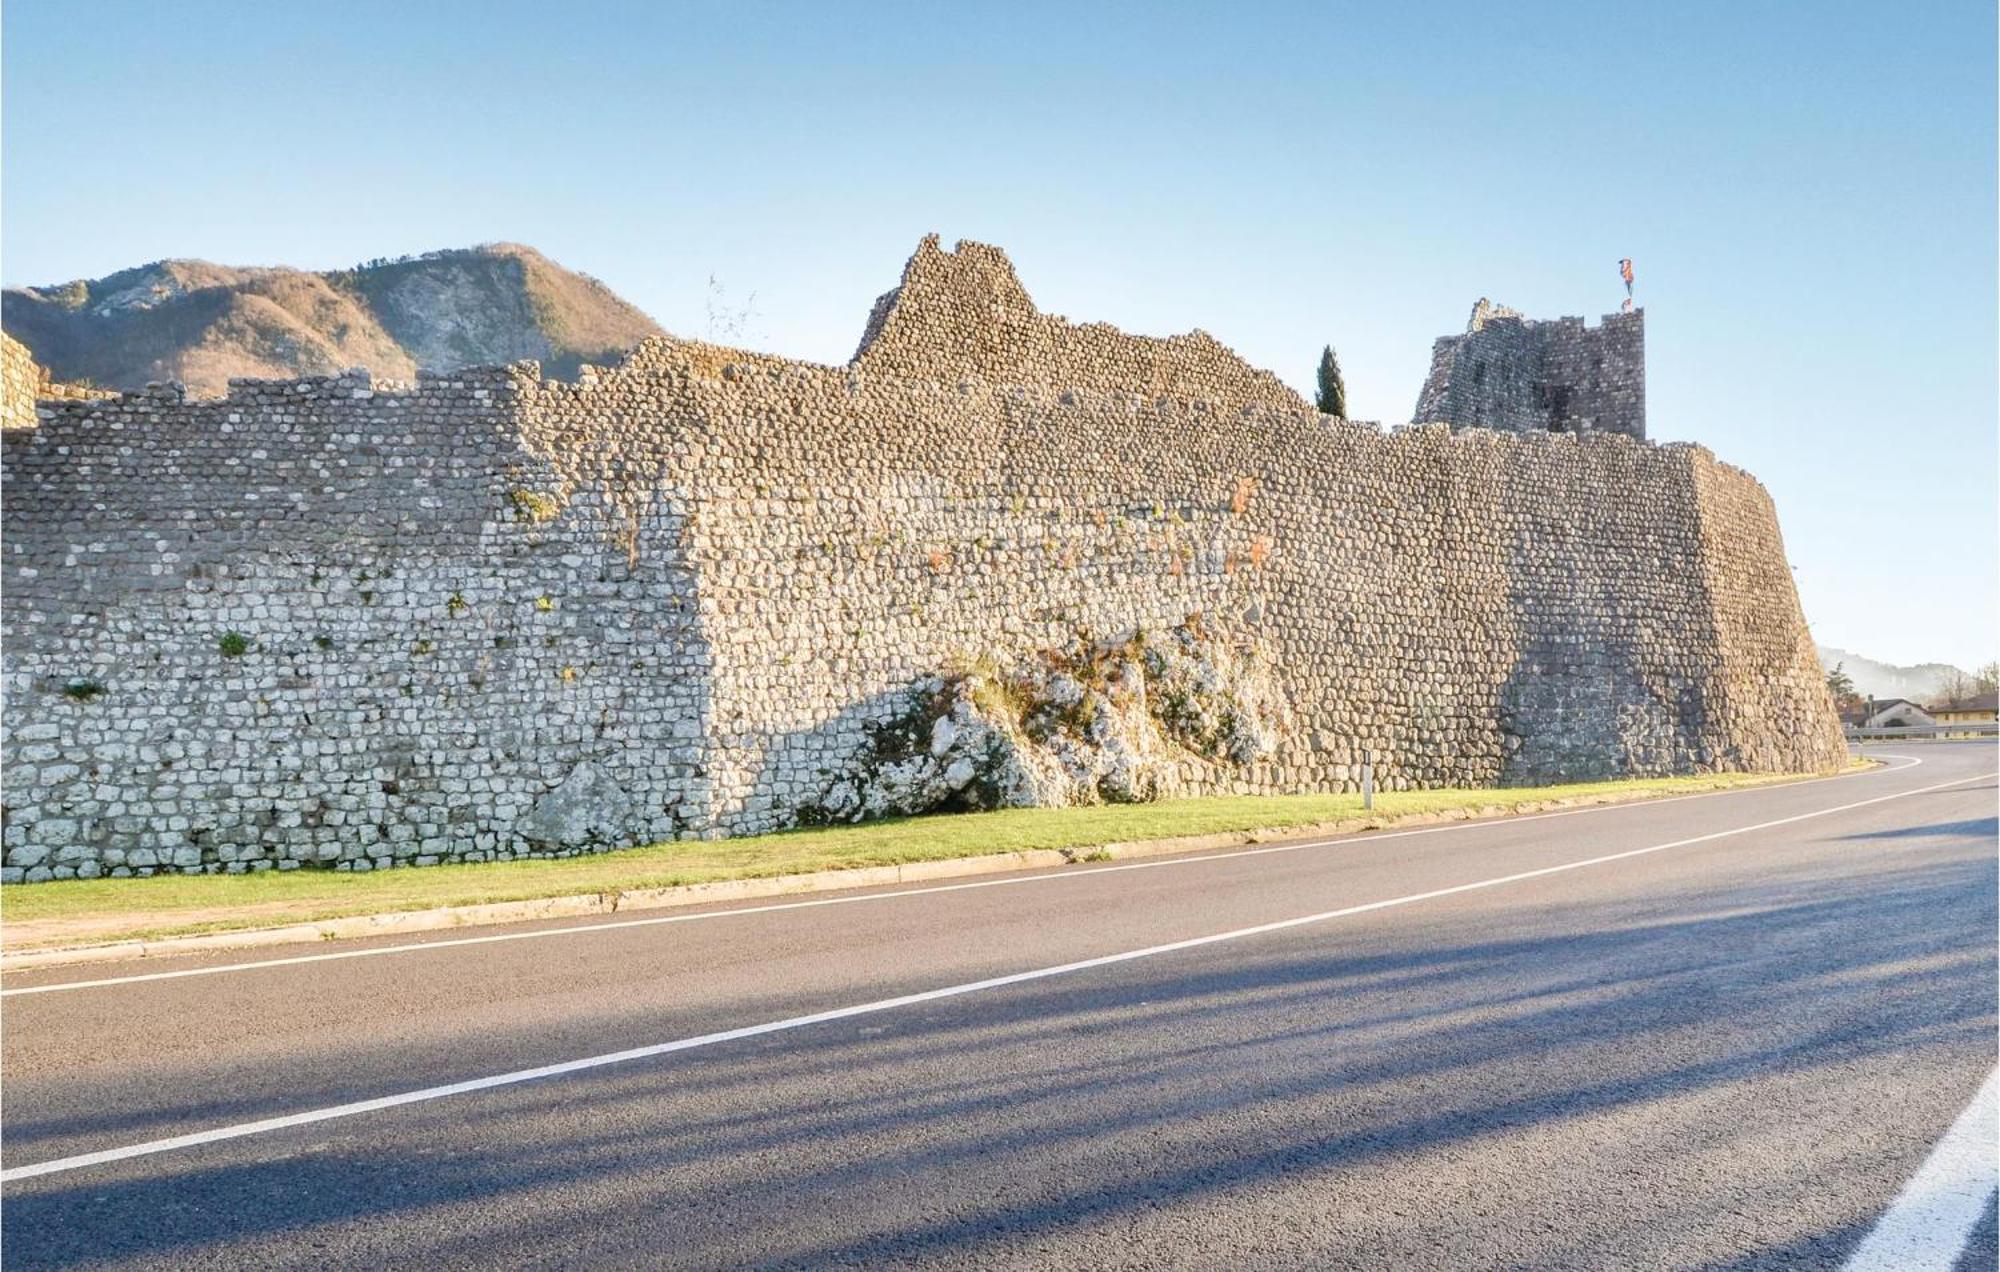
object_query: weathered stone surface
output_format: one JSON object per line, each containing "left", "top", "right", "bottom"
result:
{"left": 2, "top": 331, "right": 112, "bottom": 433}
{"left": 1414, "top": 298, "right": 1645, "bottom": 439}
{"left": 0, "top": 237, "right": 1846, "bottom": 881}
{"left": 516, "top": 762, "right": 633, "bottom": 848}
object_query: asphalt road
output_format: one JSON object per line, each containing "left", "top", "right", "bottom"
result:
{"left": 3, "top": 743, "right": 1995, "bottom": 1270}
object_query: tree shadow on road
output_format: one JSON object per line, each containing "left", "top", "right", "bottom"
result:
{"left": 3, "top": 853, "right": 1995, "bottom": 1269}
{"left": 1841, "top": 816, "right": 1996, "bottom": 841}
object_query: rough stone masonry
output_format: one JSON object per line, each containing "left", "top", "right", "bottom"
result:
{"left": 1, "top": 331, "right": 112, "bottom": 433}
{"left": 0, "top": 239, "right": 1845, "bottom": 881}
{"left": 1414, "top": 298, "right": 1646, "bottom": 438}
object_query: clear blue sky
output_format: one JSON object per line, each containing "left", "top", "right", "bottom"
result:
{"left": 6, "top": 1, "right": 1994, "bottom": 670}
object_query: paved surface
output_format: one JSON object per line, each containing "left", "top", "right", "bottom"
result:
{"left": 2, "top": 744, "right": 1994, "bottom": 1269}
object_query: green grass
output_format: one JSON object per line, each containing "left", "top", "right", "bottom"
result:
{"left": 1, "top": 770, "right": 1820, "bottom": 948}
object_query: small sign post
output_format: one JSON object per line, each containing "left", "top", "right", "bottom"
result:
{"left": 1361, "top": 748, "right": 1374, "bottom": 811}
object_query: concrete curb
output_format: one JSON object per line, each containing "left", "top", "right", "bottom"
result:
{"left": 0, "top": 830, "right": 1281, "bottom": 972}
{"left": 0, "top": 776, "right": 1835, "bottom": 974}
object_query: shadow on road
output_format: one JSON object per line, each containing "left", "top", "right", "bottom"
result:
{"left": 1841, "top": 817, "right": 1997, "bottom": 842}
{"left": 4, "top": 851, "right": 1996, "bottom": 1268}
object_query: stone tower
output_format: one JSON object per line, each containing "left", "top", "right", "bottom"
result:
{"left": 1413, "top": 300, "right": 1644, "bottom": 439}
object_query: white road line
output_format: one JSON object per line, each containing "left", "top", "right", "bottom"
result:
{"left": 1844, "top": 1065, "right": 2000, "bottom": 1271}
{"left": 1, "top": 766, "right": 1985, "bottom": 1184}
{"left": 0, "top": 755, "right": 1932, "bottom": 998}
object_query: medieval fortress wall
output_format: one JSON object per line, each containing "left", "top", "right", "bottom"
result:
{"left": 0, "top": 238, "right": 1844, "bottom": 881}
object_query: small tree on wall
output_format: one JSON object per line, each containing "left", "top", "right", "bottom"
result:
{"left": 1316, "top": 345, "right": 1347, "bottom": 418}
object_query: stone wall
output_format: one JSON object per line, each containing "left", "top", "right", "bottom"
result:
{"left": 3, "top": 366, "right": 710, "bottom": 880}
{"left": 0, "top": 239, "right": 1843, "bottom": 881}
{"left": 1, "top": 332, "right": 38, "bottom": 433}
{"left": 854, "top": 236, "right": 1304, "bottom": 409}
{"left": 4, "top": 331, "right": 116, "bottom": 432}
{"left": 1414, "top": 299, "right": 1645, "bottom": 439}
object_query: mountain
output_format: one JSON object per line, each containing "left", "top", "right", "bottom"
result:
{"left": 2, "top": 243, "right": 664, "bottom": 398}
{"left": 1816, "top": 646, "right": 1970, "bottom": 703}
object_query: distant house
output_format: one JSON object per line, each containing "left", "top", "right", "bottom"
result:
{"left": 1927, "top": 690, "right": 1997, "bottom": 733}
{"left": 1858, "top": 699, "right": 1936, "bottom": 729}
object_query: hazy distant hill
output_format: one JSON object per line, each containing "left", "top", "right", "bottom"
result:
{"left": 2, "top": 243, "right": 663, "bottom": 398}
{"left": 1816, "top": 645, "right": 1970, "bottom": 703}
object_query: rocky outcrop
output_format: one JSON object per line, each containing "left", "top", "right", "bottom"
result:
{"left": 812, "top": 622, "right": 1289, "bottom": 821}
{"left": 517, "top": 762, "right": 635, "bottom": 848}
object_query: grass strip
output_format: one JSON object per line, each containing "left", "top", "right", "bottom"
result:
{"left": 2, "top": 770, "right": 1822, "bottom": 947}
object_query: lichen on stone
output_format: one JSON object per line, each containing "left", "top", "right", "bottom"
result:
{"left": 508, "top": 488, "right": 564, "bottom": 524}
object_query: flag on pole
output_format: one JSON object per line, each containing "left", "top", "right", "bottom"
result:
{"left": 1618, "top": 258, "right": 1635, "bottom": 298}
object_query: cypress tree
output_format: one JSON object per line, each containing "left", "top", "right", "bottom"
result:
{"left": 1316, "top": 345, "right": 1347, "bottom": 418}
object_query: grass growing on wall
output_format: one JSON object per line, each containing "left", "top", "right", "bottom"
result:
{"left": 0, "top": 769, "right": 1833, "bottom": 949}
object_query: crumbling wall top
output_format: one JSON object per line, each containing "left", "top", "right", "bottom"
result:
{"left": 1467, "top": 298, "right": 1525, "bottom": 332}
{"left": 1416, "top": 299, "right": 1646, "bottom": 440}
{"left": 851, "top": 236, "right": 1305, "bottom": 410}
{"left": 2, "top": 330, "right": 118, "bottom": 431}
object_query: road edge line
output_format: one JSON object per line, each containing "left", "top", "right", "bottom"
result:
{"left": 1843, "top": 1065, "right": 2000, "bottom": 1271}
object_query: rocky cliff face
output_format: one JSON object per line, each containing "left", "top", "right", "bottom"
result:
{"left": 2, "top": 243, "right": 662, "bottom": 397}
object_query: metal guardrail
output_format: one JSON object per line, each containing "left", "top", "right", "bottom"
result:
{"left": 1844, "top": 723, "right": 1998, "bottom": 741}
